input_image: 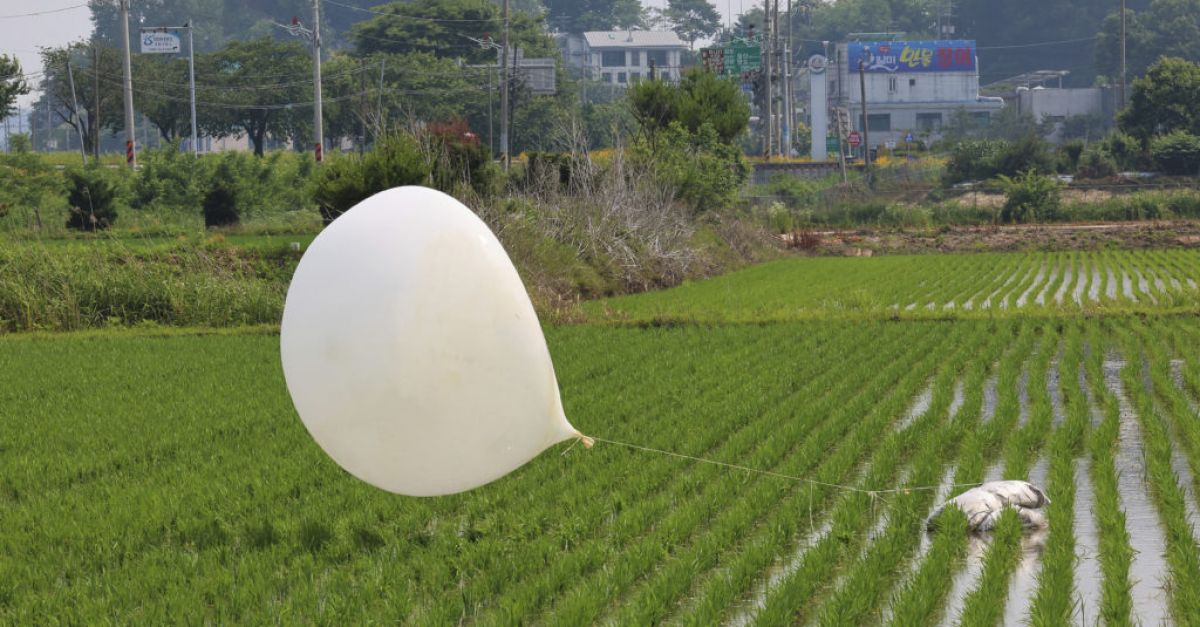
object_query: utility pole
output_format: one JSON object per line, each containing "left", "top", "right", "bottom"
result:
{"left": 500, "top": 0, "right": 510, "bottom": 169}
{"left": 66, "top": 61, "right": 88, "bottom": 164}
{"left": 763, "top": 0, "right": 772, "bottom": 158}
{"left": 859, "top": 59, "right": 871, "bottom": 176}
{"left": 312, "top": 0, "right": 324, "bottom": 162}
{"left": 1119, "top": 0, "right": 1127, "bottom": 109}
{"left": 784, "top": 0, "right": 793, "bottom": 158}
{"left": 187, "top": 21, "right": 197, "bottom": 156}
{"left": 359, "top": 60, "right": 366, "bottom": 155}
{"left": 92, "top": 41, "right": 100, "bottom": 159}
{"left": 119, "top": 0, "right": 136, "bottom": 167}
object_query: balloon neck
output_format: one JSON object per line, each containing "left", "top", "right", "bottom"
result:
{"left": 574, "top": 432, "right": 595, "bottom": 449}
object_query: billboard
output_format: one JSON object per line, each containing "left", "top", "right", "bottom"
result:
{"left": 140, "top": 28, "right": 181, "bottom": 54}
{"left": 847, "top": 40, "right": 976, "bottom": 73}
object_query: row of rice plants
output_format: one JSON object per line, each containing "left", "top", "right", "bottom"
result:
{"left": 666, "top": 326, "right": 1006, "bottom": 626}
{"left": 885, "top": 322, "right": 1040, "bottom": 625}
{"left": 955, "top": 327, "right": 1059, "bottom": 626}
{"left": 562, "top": 323, "right": 956, "bottom": 625}
{"left": 417, "top": 324, "right": 831, "bottom": 622}
{"left": 1112, "top": 322, "right": 1200, "bottom": 622}
{"left": 813, "top": 336, "right": 1004, "bottom": 625}
{"left": 747, "top": 324, "right": 992, "bottom": 625}
{"left": 1027, "top": 324, "right": 1089, "bottom": 625}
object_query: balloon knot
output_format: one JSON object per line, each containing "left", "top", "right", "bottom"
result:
{"left": 577, "top": 433, "right": 595, "bottom": 449}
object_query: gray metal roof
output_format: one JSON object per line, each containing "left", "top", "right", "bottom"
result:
{"left": 583, "top": 31, "right": 685, "bottom": 49}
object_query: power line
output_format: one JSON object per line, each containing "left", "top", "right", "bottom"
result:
{"left": 977, "top": 36, "right": 1098, "bottom": 50}
{"left": 0, "top": 4, "right": 87, "bottom": 19}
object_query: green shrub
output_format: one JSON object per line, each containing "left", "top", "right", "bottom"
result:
{"left": 1150, "top": 131, "right": 1200, "bottom": 175}
{"left": 762, "top": 174, "right": 820, "bottom": 209}
{"left": 1076, "top": 146, "right": 1118, "bottom": 179}
{"left": 944, "top": 139, "right": 1007, "bottom": 183}
{"left": 996, "top": 170, "right": 1062, "bottom": 224}
{"left": 311, "top": 131, "right": 430, "bottom": 225}
{"left": 1057, "top": 139, "right": 1085, "bottom": 172}
{"left": 131, "top": 141, "right": 205, "bottom": 213}
{"left": 202, "top": 160, "right": 241, "bottom": 227}
{"left": 1098, "top": 131, "right": 1148, "bottom": 171}
{"left": 634, "top": 122, "right": 749, "bottom": 214}
{"left": 64, "top": 166, "right": 119, "bottom": 231}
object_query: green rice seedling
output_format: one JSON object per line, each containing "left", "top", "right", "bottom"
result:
{"left": 956, "top": 508, "right": 1025, "bottom": 627}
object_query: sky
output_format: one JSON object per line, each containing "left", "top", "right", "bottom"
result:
{"left": 0, "top": 0, "right": 749, "bottom": 111}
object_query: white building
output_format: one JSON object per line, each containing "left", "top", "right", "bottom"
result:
{"left": 1016, "top": 86, "right": 1112, "bottom": 141}
{"left": 831, "top": 40, "right": 1004, "bottom": 149}
{"left": 557, "top": 31, "right": 686, "bottom": 86}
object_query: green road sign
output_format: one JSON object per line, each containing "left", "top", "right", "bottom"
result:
{"left": 723, "top": 39, "right": 762, "bottom": 76}
{"left": 826, "top": 137, "right": 840, "bottom": 154}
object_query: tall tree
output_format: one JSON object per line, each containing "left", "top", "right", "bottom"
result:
{"left": 196, "top": 37, "right": 311, "bottom": 156}
{"left": 542, "top": 0, "right": 644, "bottom": 32}
{"left": 37, "top": 43, "right": 124, "bottom": 156}
{"left": 1096, "top": 0, "right": 1200, "bottom": 82}
{"left": 664, "top": 0, "right": 722, "bottom": 49}
{"left": 133, "top": 54, "right": 194, "bottom": 140}
{"left": 349, "top": 0, "right": 555, "bottom": 61}
{"left": 0, "top": 55, "right": 29, "bottom": 119}
{"left": 1118, "top": 56, "right": 1200, "bottom": 142}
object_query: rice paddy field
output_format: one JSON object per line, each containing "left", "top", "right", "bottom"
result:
{"left": 3, "top": 248, "right": 1200, "bottom": 624}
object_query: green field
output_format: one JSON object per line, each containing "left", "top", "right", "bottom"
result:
{"left": 3, "top": 251, "right": 1200, "bottom": 624}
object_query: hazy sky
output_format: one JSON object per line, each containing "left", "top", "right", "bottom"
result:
{"left": 0, "top": 0, "right": 748, "bottom": 109}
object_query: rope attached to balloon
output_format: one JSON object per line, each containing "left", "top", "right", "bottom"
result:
{"left": 575, "top": 434, "right": 987, "bottom": 497}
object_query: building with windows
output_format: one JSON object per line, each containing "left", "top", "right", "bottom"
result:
{"left": 830, "top": 40, "right": 1004, "bottom": 149}
{"left": 557, "top": 31, "right": 686, "bottom": 86}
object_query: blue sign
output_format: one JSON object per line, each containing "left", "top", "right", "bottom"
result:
{"left": 905, "top": 132, "right": 914, "bottom": 142}
{"left": 847, "top": 40, "right": 976, "bottom": 73}
{"left": 741, "top": 82, "right": 754, "bottom": 94}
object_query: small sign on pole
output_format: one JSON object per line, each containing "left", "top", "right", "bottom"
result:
{"left": 885, "top": 139, "right": 896, "bottom": 150}
{"left": 847, "top": 130, "right": 862, "bottom": 147}
{"left": 140, "top": 28, "right": 182, "bottom": 54}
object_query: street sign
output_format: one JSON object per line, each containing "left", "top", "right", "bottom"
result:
{"left": 885, "top": 139, "right": 897, "bottom": 149}
{"left": 140, "top": 28, "right": 181, "bottom": 54}
{"left": 740, "top": 82, "right": 753, "bottom": 94}
{"left": 701, "top": 47, "right": 725, "bottom": 74}
{"left": 723, "top": 38, "right": 762, "bottom": 76}
{"left": 905, "top": 131, "right": 914, "bottom": 143}
{"left": 847, "top": 131, "right": 862, "bottom": 147}
{"left": 825, "top": 137, "right": 840, "bottom": 154}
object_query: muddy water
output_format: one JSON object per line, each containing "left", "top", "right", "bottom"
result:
{"left": 1121, "top": 271, "right": 1138, "bottom": 302}
{"left": 982, "top": 373, "right": 1000, "bottom": 423}
{"left": 1002, "top": 455, "right": 1051, "bottom": 625}
{"left": 1072, "top": 259, "right": 1088, "bottom": 305}
{"left": 950, "top": 380, "right": 966, "bottom": 419}
{"left": 1035, "top": 262, "right": 1060, "bottom": 306}
{"left": 1090, "top": 265, "right": 1103, "bottom": 302}
{"left": 1017, "top": 369, "right": 1031, "bottom": 427}
{"left": 1048, "top": 358, "right": 1066, "bottom": 428}
{"left": 1105, "top": 358, "right": 1171, "bottom": 627}
{"left": 1073, "top": 457, "right": 1104, "bottom": 625}
{"left": 938, "top": 533, "right": 993, "bottom": 626}
{"left": 1135, "top": 269, "right": 1157, "bottom": 305}
{"left": 897, "top": 383, "right": 934, "bottom": 431}
{"left": 1054, "top": 264, "right": 1074, "bottom": 305}
{"left": 1016, "top": 264, "right": 1048, "bottom": 308}
{"left": 1106, "top": 266, "right": 1119, "bottom": 300}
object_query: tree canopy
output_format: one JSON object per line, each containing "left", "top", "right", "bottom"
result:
{"left": 0, "top": 54, "right": 29, "bottom": 119}
{"left": 1118, "top": 56, "right": 1200, "bottom": 141}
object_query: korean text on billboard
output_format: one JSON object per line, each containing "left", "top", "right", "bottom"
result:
{"left": 847, "top": 40, "right": 976, "bottom": 73}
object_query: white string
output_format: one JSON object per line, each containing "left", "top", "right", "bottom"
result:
{"left": 582, "top": 435, "right": 985, "bottom": 496}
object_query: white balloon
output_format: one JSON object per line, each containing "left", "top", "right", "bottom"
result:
{"left": 280, "top": 186, "right": 589, "bottom": 497}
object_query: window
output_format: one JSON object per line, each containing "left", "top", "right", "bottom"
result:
{"left": 601, "top": 72, "right": 612, "bottom": 83}
{"left": 916, "top": 112, "right": 942, "bottom": 132}
{"left": 909, "top": 78, "right": 916, "bottom": 87}
{"left": 888, "top": 77, "right": 897, "bottom": 93}
{"left": 647, "top": 50, "right": 669, "bottom": 67}
{"left": 867, "top": 114, "right": 891, "bottom": 132}
{"left": 601, "top": 50, "right": 625, "bottom": 67}
{"left": 630, "top": 71, "right": 641, "bottom": 81}
{"left": 629, "top": 51, "right": 641, "bottom": 66}
{"left": 970, "top": 112, "right": 991, "bottom": 127}
{"left": 617, "top": 72, "right": 627, "bottom": 84}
